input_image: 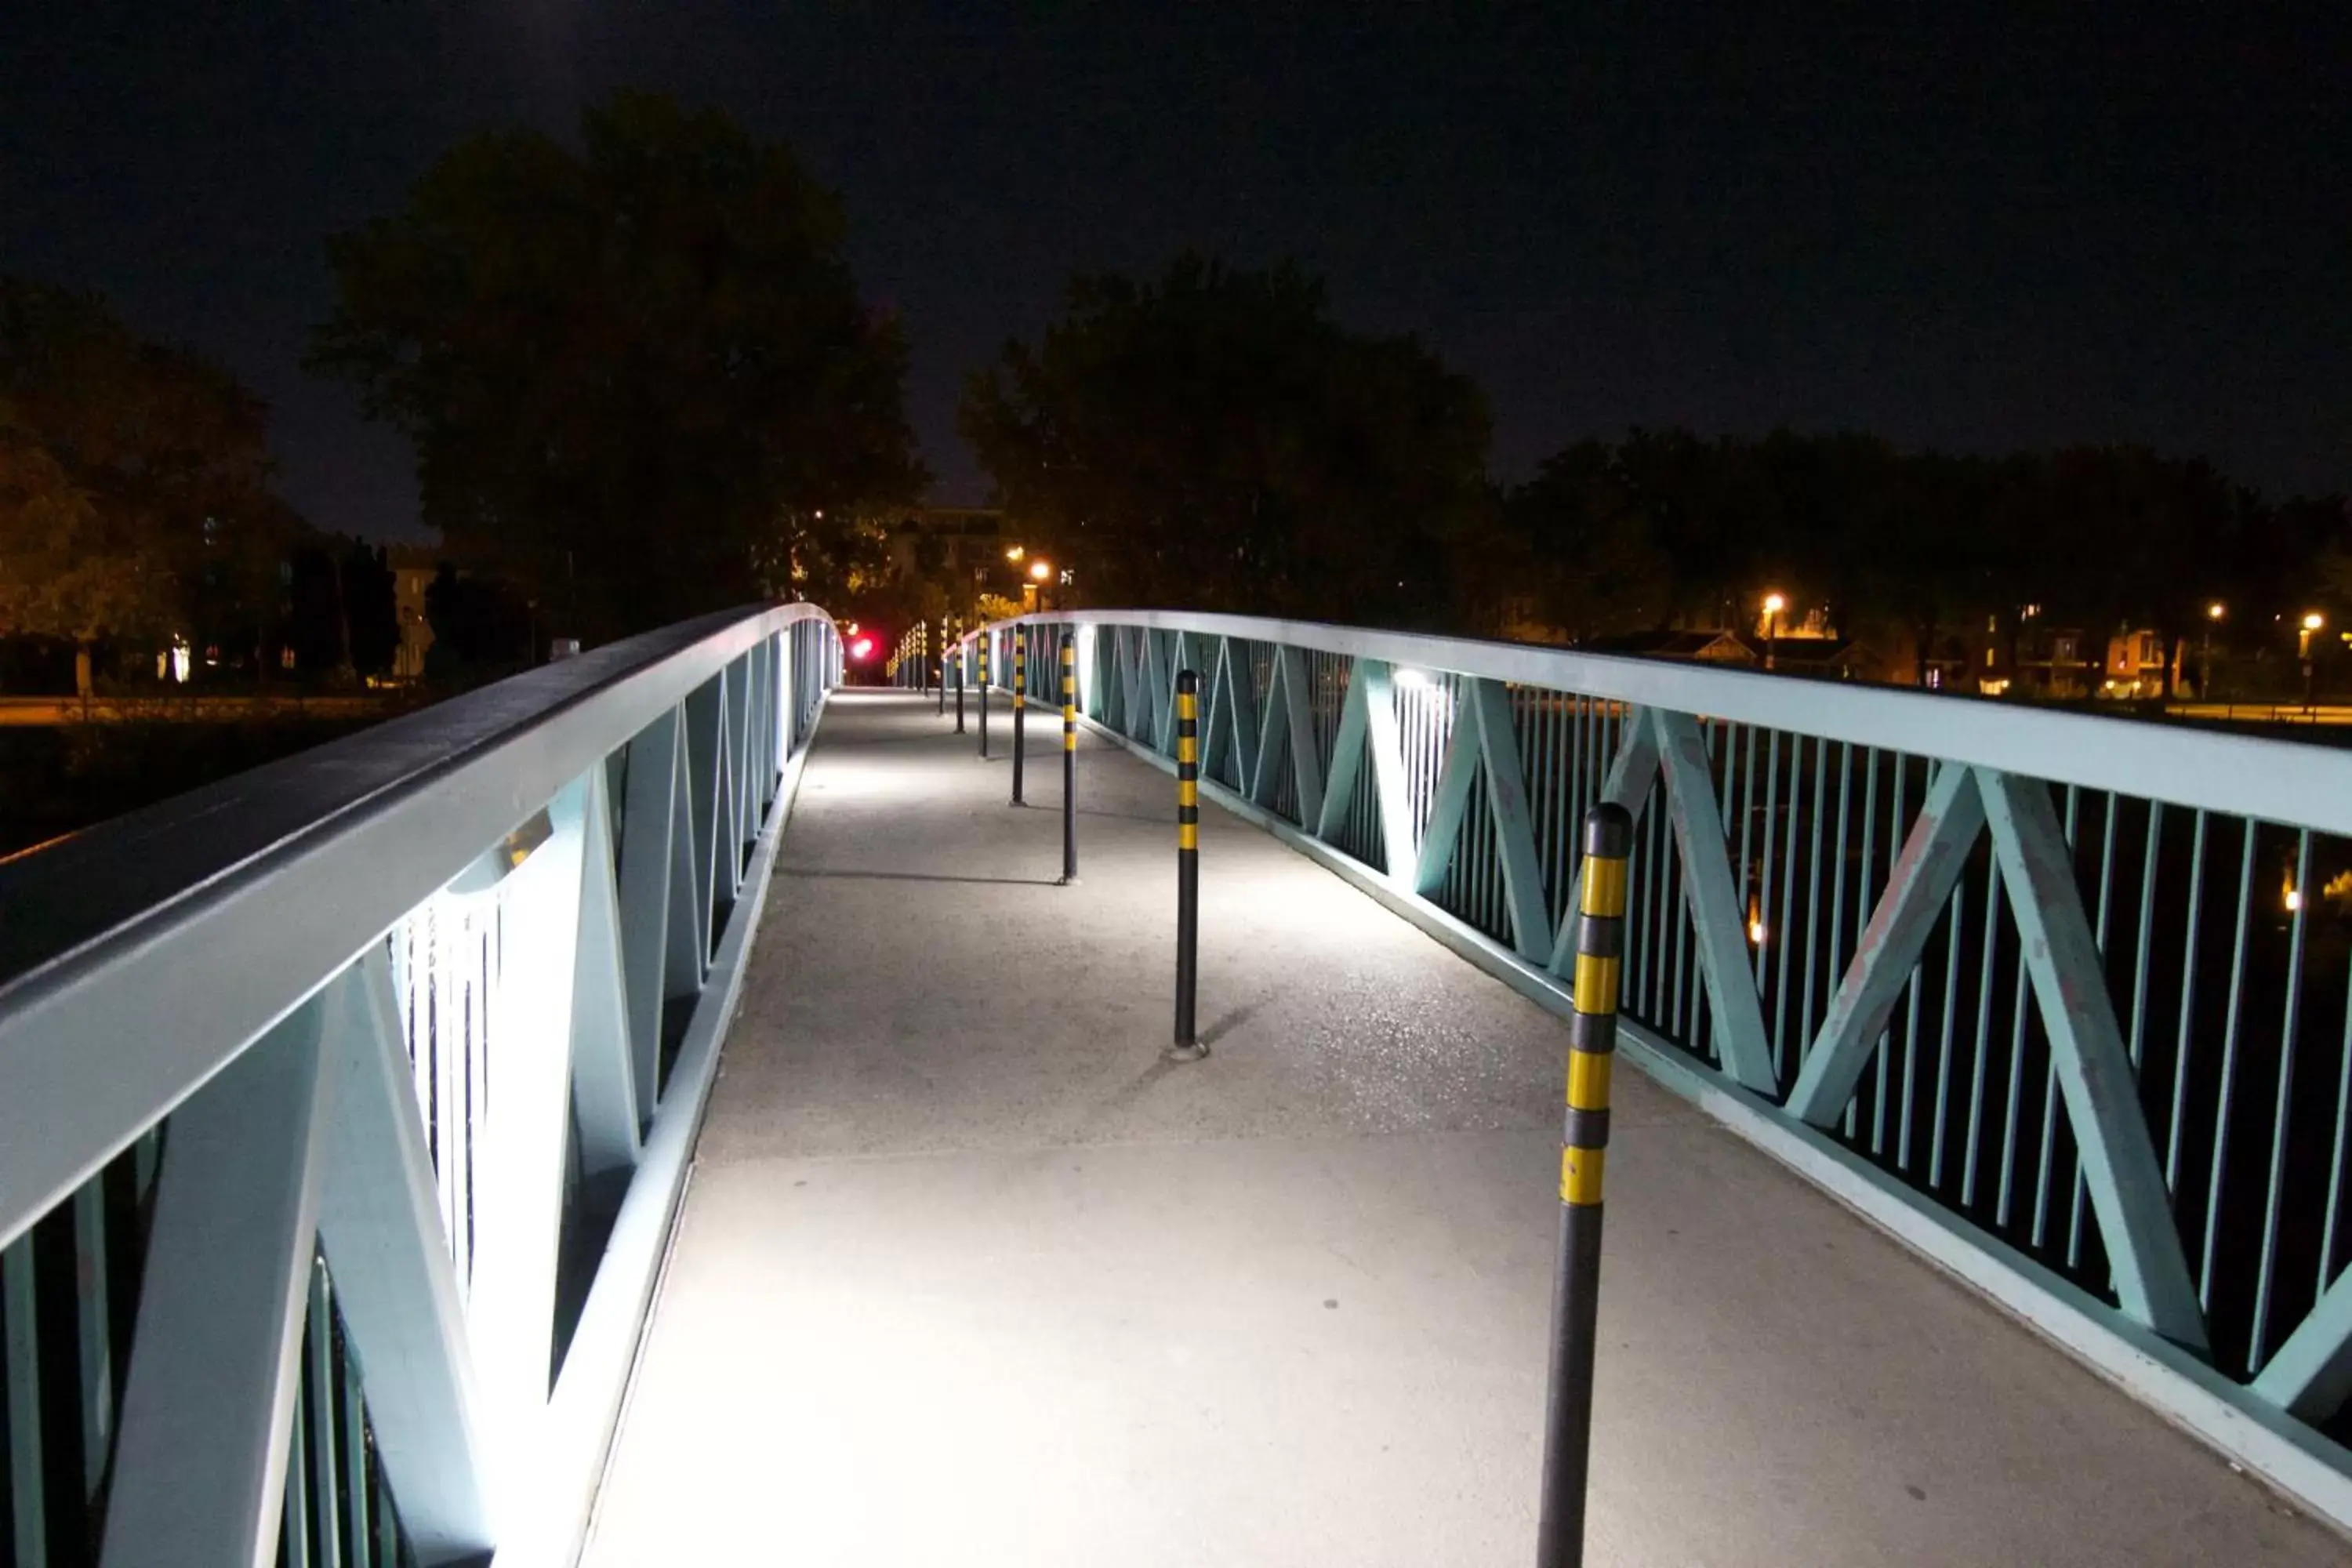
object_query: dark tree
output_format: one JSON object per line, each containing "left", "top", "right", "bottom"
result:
{"left": 0, "top": 279, "right": 289, "bottom": 693}
{"left": 423, "top": 564, "right": 534, "bottom": 678}
{"left": 285, "top": 546, "right": 348, "bottom": 677}
{"left": 311, "top": 93, "right": 925, "bottom": 643}
{"left": 961, "top": 255, "right": 1493, "bottom": 628}
{"left": 343, "top": 540, "right": 400, "bottom": 679}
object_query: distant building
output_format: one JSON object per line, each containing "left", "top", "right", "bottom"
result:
{"left": 1577, "top": 627, "right": 1878, "bottom": 680}
{"left": 388, "top": 545, "right": 438, "bottom": 681}
{"left": 2101, "top": 625, "right": 2179, "bottom": 698}
{"left": 886, "top": 507, "right": 1005, "bottom": 579}
{"left": 1581, "top": 629, "right": 1757, "bottom": 665}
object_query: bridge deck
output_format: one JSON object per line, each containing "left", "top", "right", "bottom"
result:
{"left": 583, "top": 691, "right": 2337, "bottom": 1566}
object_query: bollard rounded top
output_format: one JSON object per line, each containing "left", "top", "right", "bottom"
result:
{"left": 1582, "top": 802, "right": 1633, "bottom": 858}
{"left": 1175, "top": 667, "right": 1200, "bottom": 692}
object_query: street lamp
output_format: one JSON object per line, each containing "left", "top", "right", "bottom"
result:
{"left": 2201, "top": 602, "right": 2225, "bottom": 701}
{"left": 2302, "top": 612, "right": 2325, "bottom": 710}
{"left": 1762, "top": 592, "right": 1787, "bottom": 671}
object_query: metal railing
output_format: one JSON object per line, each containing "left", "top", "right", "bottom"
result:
{"left": 0, "top": 605, "right": 840, "bottom": 1568}
{"left": 884, "top": 623, "right": 933, "bottom": 690}
{"left": 960, "top": 609, "right": 2352, "bottom": 1530}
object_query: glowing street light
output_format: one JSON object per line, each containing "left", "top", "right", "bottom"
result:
{"left": 1005, "top": 545, "right": 1025, "bottom": 562}
{"left": 2200, "top": 603, "right": 2227, "bottom": 701}
{"left": 1029, "top": 559, "right": 1052, "bottom": 582}
{"left": 2301, "top": 612, "right": 2326, "bottom": 710}
{"left": 1762, "top": 591, "right": 1787, "bottom": 671}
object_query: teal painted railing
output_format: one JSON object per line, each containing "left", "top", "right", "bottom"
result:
{"left": 965, "top": 610, "right": 2352, "bottom": 1530}
{"left": 0, "top": 607, "right": 839, "bottom": 1568}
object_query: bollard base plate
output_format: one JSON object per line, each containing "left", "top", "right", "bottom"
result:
{"left": 1055, "top": 875, "right": 1080, "bottom": 887}
{"left": 1161, "top": 1040, "right": 1210, "bottom": 1064}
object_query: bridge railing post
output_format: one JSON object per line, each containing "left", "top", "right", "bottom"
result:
{"left": 1536, "top": 803, "right": 1632, "bottom": 1568}
{"left": 1011, "top": 637, "right": 1027, "bottom": 804}
{"left": 1060, "top": 631, "right": 1078, "bottom": 885}
{"left": 1167, "top": 669, "right": 1205, "bottom": 1062}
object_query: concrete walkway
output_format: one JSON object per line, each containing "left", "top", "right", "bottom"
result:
{"left": 585, "top": 691, "right": 2339, "bottom": 1566}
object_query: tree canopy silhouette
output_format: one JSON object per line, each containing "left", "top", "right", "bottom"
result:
{"left": 311, "top": 92, "right": 924, "bottom": 641}
{"left": 962, "top": 255, "right": 1492, "bottom": 627}
{"left": 0, "top": 279, "right": 288, "bottom": 692}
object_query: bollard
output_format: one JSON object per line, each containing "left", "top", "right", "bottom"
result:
{"left": 978, "top": 634, "right": 991, "bottom": 759}
{"left": 954, "top": 644, "right": 965, "bottom": 734}
{"left": 938, "top": 620, "right": 948, "bottom": 713}
{"left": 1534, "top": 802, "right": 1634, "bottom": 1568}
{"left": 1011, "top": 636, "right": 1028, "bottom": 804}
{"left": 1166, "top": 669, "right": 1205, "bottom": 1061}
{"left": 1059, "top": 632, "right": 1078, "bottom": 884}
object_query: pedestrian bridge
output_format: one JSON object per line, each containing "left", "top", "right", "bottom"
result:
{"left": 6, "top": 606, "right": 2352, "bottom": 1566}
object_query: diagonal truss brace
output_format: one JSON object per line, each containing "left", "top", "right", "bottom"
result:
{"left": 1316, "top": 659, "right": 1417, "bottom": 880}
{"left": 1408, "top": 678, "right": 1552, "bottom": 963}
{"left": 1784, "top": 763, "right": 2207, "bottom": 1349}
{"left": 1541, "top": 706, "right": 1778, "bottom": 1094}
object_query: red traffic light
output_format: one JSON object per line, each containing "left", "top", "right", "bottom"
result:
{"left": 848, "top": 636, "right": 874, "bottom": 661}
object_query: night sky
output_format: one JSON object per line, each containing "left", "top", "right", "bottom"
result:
{"left": 2, "top": 7, "right": 2345, "bottom": 543}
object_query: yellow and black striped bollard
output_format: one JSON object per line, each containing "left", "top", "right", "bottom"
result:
{"left": 1536, "top": 802, "right": 1632, "bottom": 1568}
{"left": 1167, "top": 668, "right": 1204, "bottom": 1060}
{"left": 977, "top": 633, "right": 991, "bottom": 758}
{"left": 1059, "top": 632, "right": 1078, "bottom": 884}
{"left": 1011, "top": 637, "right": 1028, "bottom": 804}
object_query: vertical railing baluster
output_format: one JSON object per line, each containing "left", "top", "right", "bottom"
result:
{"left": 286, "top": 1366, "right": 315, "bottom": 1568}
{"left": 343, "top": 1330, "right": 372, "bottom": 1568}
{"left": 73, "top": 1174, "right": 111, "bottom": 1503}
{"left": 1757, "top": 731, "right": 1780, "bottom": 1006}
{"left": 2252, "top": 829, "right": 2315, "bottom": 1367}
{"left": 1998, "top": 786, "right": 2059, "bottom": 1232}
{"left": 1813, "top": 741, "right": 1842, "bottom": 1129}
{"left": 2199, "top": 818, "right": 2259, "bottom": 1315}
{"left": 1963, "top": 855, "right": 2003, "bottom": 1210}
{"left": 2166, "top": 811, "right": 2209, "bottom": 1190}
{"left": 4, "top": 1230, "right": 43, "bottom": 1568}
{"left": 1930, "top": 845, "right": 1964, "bottom": 1190}
{"left": 1773, "top": 736, "right": 1802, "bottom": 1078}
{"left": 1893, "top": 756, "right": 1919, "bottom": 1168}
{"left": 309, "top": 1260, "right": 343, "bottom": 1568}
{"left": 1712, "top": 724, "right": 1750, "bottom": 1067}
{"left": 2321, "top": 949, "right": 2352, "bottom": 1294}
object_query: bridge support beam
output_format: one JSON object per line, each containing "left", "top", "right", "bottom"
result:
{"left": 103, "top": 989, "right": 337, "bottom": 1568}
